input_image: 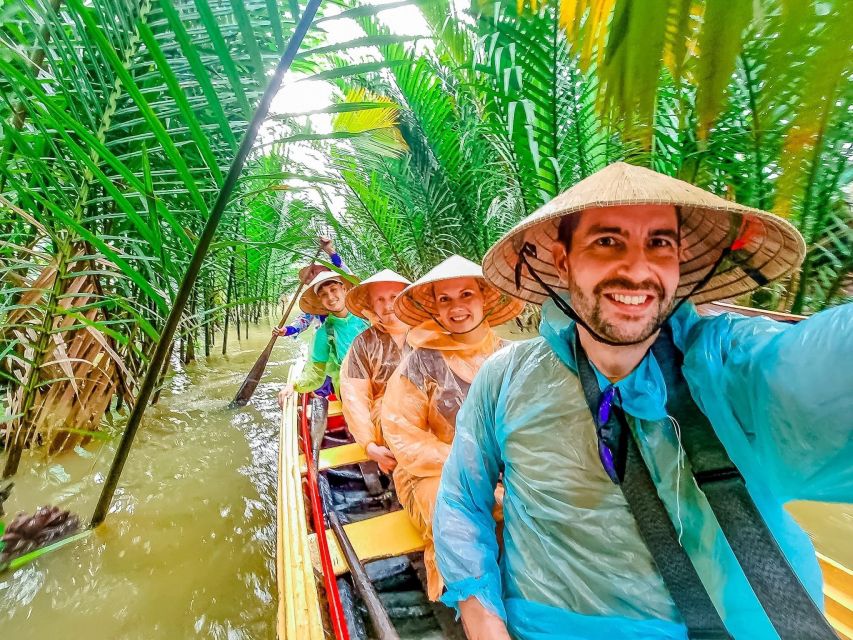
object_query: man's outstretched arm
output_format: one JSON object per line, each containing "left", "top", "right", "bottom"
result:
{"left": 690, "top": 303, "right": 853, "bottom": 502}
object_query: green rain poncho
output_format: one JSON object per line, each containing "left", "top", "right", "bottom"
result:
{"left": 434, "top": 297, "right": 853, "bottom": 640}
{"left": 294, "top": 312, "right": 369, "bottom": 395}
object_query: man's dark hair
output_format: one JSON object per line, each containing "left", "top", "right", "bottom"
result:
{"left": 557, "top": 213, "right": 582, "bottom": 251}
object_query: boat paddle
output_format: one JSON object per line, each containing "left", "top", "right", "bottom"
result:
{"left": 229, "top": 247, "right": 321, "bottom": 408}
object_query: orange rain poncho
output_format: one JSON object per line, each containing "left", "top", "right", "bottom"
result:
{"left": 381, "top": 320, "right": 508, "bottom": 600}
{"left": 339, "top": 313, "right": 407, "bottom": 450}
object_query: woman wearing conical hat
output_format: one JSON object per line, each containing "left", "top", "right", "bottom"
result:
{"left": 380, "top": 255, "right": 524, "bottom": 601}
{"left": 432, "top": 163, "right": 853, "bottom": 640}
{"left": 339, "top": 269, "right": 411, "bottom": 473}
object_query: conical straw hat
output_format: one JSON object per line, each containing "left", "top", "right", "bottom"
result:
{"left": 298, "top": 263, "right": 327, "bottom": 285}
{"left": 299, "top": 271, "right": 356, "bottom": 315}
{"left": 394, "top": 255, "right": 525, "bottom": 327}
{"left": 346, "top": 269, "right": 411, "bottom": 319}
{"left": 482, "top": 162, "right": 805, "bottom": 305}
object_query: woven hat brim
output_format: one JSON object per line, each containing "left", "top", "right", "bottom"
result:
{"left": 394, "top": 274, "right": 525, "bottom": 327}
{"left": 298, "top": 264, "right": 326, "bottom": 284}
{"left": 483, "top": 163, "right": 805, "bottom": 306}
{"left": 484, "top": 204, "right": 804, "bottom": 306}
{"left": 299, "top": 276, "right": 354, "bottom": 316}
{"left": 346, "top": 279, "right": 409, "bottom": 319}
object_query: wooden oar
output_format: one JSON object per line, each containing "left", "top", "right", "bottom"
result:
{"left": 307, "top": 397, "right": 401, "bottom": 640}
{"left": 318, "top": 475, "right": 401, "bottom": 640}
{"left": 229, "top": 247, "right": 321, "bottom": 408}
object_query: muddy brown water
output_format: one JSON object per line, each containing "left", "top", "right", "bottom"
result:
{"left": 0, "top": 322, "right": 849, "bottom": 638}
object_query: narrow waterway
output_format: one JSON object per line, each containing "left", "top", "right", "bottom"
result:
{"left": 1, "top": 322, "right": 302, "bottom": 639}
{"left": 0, "top": 321, "right": 849, "bottom": 639}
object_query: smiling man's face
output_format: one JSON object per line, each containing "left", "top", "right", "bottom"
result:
{"left": 551, "top": 205, "right": 682, "bottom": 344}
{"left": 317, "top": 281, "right": 346, "bottom": 314}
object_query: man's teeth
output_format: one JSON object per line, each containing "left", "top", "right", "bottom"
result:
{"left": 612, "top": 294, "right": 648, "bottom": 305}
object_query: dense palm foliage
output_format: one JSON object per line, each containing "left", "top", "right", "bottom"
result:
{"left": 0, "top": 0, "right": 327, "bottom": 470}
{"left": 1, "top": 0, "right": 850, "bottom": 471}
{"left": 291, "top": 0, "right": 851, "bottom": 312}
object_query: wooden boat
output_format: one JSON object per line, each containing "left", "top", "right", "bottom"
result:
{"left": 820, "top": 553, "right": 853, "bottom": 640}
{"left": 276, "top": 350, "right": 852, "bottom": 640}
{"left": 700, "top": 300, "right": 806, "bottom": 323}
{"left": 276, "top": 360, "right": 463, "bottom": 639}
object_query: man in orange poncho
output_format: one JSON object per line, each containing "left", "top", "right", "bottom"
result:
{"left": 339, "top": 269, "right": 411, "bottom": 473}
{"left": 380, "top": 255, "right": 523, "bottom": 601}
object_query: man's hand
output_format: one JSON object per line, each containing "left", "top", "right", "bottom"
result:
{"left": 365, "top": 443, "right": 397, "bottom": 474}
{"left": 459, "top": 597, "right": 511, "bottom": 640}
{"left": 272, "top": 326, "right": 286, "bottom": 337}
{"left": 318, "top": 235, "right": 335, "bottom": 256}
{"left": 277, "top": 383, "right": 295, "bottom": 408}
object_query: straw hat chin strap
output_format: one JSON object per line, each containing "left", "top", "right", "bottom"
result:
{"left": 515, "top": 242, "right": 732, "bottom": 348}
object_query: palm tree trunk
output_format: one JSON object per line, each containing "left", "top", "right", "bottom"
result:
{"left": 204, "top": 277, "right": 211, "bottom": 358}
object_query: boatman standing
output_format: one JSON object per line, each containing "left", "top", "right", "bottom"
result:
{"left": 433, "top": 163, "right": 853, "bottom": 640}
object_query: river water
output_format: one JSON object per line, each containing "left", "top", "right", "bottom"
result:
{"left": 1, "top": 322, "right": 850, "bottom": 638}
{"left": 1, "top": 322, "right": 302, "bottom": 639}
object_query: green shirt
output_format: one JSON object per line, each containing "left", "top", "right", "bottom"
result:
{"left": 294, "top": 312, "right": 369, "bottom": 394}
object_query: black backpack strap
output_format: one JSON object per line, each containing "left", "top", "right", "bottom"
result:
{"left": 651, "top": 326, "right": 837, "bottom": 640}
{"left": 574, "top": 334, "right": 732, "bottom": 640}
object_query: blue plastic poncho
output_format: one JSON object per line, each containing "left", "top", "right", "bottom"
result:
{"left": 434, "top": 298, "right": 853, "bottom": 640}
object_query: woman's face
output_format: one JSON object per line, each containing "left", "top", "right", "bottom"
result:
{"left": 433, "top": 277, "right": 485, "bottom": 334}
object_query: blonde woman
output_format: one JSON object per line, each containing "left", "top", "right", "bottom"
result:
{"left": 381, "top": 255, "right": 523, "bottom": 601}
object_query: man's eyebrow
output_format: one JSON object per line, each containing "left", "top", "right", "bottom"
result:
{"left": 650, "top": 228, "right": 680, "bottom": 241}
{"left": 584, "top": 224, "right": 625, "bottom": 236}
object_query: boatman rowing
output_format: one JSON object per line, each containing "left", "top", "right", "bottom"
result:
{"left": 433, "top": 163, "right": 853, "bottom": 640}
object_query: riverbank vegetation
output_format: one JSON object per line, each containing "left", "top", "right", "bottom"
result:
{"left": 1, "top": 0, "right": 850, "bottom": 470}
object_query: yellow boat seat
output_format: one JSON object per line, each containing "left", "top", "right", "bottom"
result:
{"left": 819, "top": 553, "right": 853, "bottom": 640}
{"left": 328, "top": 399, "right": 343, "bottom": 417}
{"left": 308, "top": 510, "right": 426, "bottom": 576}
{"left": 306, "top": 398, "right": 343, "bottom": 419}
{"left": 299, "top": 443, "right": 369, "bottom": 475}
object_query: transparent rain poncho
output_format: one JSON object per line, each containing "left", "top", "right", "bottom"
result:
{"left": 293, "top": 312, "right": 369, "bottom": 395}
{"left": 381, "top": 320, "right": 507, "bottom": 600}
{"left": 339, "top": 313, "right": 407, "bottom": 449}
{"left": 434, "top": 298, "right": 853, "bottom": 640}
